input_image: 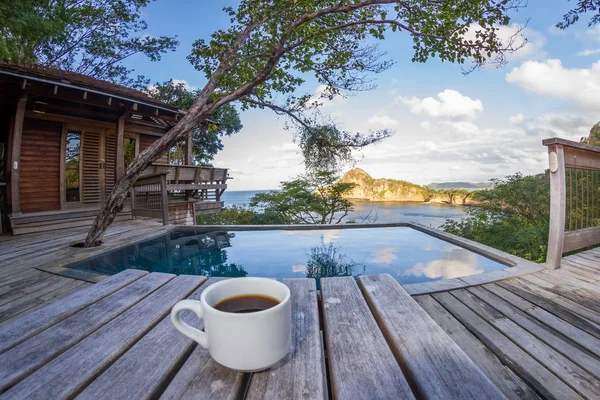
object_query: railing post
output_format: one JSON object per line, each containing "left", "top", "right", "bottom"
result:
{"left": 546, "top": 144, "right": 566, "bottom": 270}
{"left": 130, "top": 187, "right": 136, "bottom": 220}
{"left": 160, "top": 174, "right": 169, "bottom": 226}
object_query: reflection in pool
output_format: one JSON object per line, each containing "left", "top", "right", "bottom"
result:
{"left": 68, "top": 227, "right": 507, "bottom": 285}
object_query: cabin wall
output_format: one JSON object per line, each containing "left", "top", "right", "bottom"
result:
{"left": 140, "top": 133, "right": 169, "bottom": 164}
{"left": 19, "top": 118, "right": 62, "bottom": 213}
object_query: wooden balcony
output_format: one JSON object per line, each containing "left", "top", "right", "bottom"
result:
{"left": 132, "top": 164, "right": 229, "bottom": 225}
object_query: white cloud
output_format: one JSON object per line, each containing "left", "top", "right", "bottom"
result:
{"left": 398, "top": 89, "right": 483, "bottom": 120}
{"left": 509, "top": 113, "right": 526, "bottom": 125}
{"left": 548, "top": 25, "right": 567, "bottom": 36}
{"left": 580, "top": 25, "right": 600, "bottom": 43}
{"left": 576, "top": 48, "right": 600, "bottom": 56}
{"left": 367, "top": 114, "right": 398, "bottom": 127}
{"left": 420, "top": 121, "right": 431, "bottom": 130}
{"left": 404, "top": 249, "right": 483, "bottom": 279}
{"left": 270, "top": 142, "right": 298, "bottom": 152}
{"left": 370, "top": 247, "right": 398, "bottom": 264}
{"left": 444, "top": 121, "right": 480, "bottom": 135}
{"left": 506, "top": 59, "right": 600, "bottom": 111}
{"left": 171, "top": 79, "right": 195, "bottom": 90}
{"left": 308, "top": 85, "right": 346, "bottom": 108}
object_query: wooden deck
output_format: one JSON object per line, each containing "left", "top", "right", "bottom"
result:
{"left": 0, "top": 222, "right": 598, "bottom": 398}
{"left": 0, "top": 220, "right": 166, "bottom": 325}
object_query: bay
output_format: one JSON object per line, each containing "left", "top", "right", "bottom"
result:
{"left": 220, "top": 190, "right": 469, "bottom": 228}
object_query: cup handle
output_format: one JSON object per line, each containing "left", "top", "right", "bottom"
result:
{"left": 171, "top": 299, "right": 209, "bottom": 348}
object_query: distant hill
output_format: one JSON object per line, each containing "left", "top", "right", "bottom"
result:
{"left": 338, "top": 169, "right": 480, "bottom": 205}
{"left": 427, "top": 182, "right": 493, "bottom": 190}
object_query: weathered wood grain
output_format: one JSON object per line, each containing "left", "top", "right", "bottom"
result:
{"left": 320, "top": 276, "right": 415, "bottom": 400}
{"left": 246, "top": 279, "right": 325, "bottom": 400}
{"left": 451, "top": 289, "right": 600, "bottom": 399}
{"left": 76, "top": 278, "right": 221, "bottom": 400}
{"left": 358, "top": 274, "right": 504, "bottom": 399}
{"left": 480, "top": 284, "right": 600, "bottom": 359}
{"left": 0, "top": 272, "right": 174, "bottom": 391}
{"left": 0, "top": 269, "right": 147, "bottom": 353}
{"left": 2, "top": 275, "right": 205, "bottom": 400}
{"left": 432, "top": 291, "right": 583, "bottom": 399}
{"left": 469, "top": 285, "right": 600, "bottom": 377}
{"left": 414, "top": 295, "right": 540, "bottom": 400}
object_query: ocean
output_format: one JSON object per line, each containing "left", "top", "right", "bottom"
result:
{"left": 221, "top": 190, "right": 469, "bottom": 228}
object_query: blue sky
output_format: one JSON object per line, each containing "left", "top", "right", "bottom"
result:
{"left": 126, "top": 1, "right": 600, "bottom": 190}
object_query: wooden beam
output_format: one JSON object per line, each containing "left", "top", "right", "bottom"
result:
{"left": 21, "top": 79, "right": 27, "bottom": 90}
{"left": 10, "top": 93, "right": 27, "bottom": 215}
{"left": 546, "top": 144, "right": 566, "bottom": 270}
{"left": 53, "top": 85, "right": 58, "bottom": 95}
{"left": 160, "top": 174, "right": 169, "bottom": 226}
{"left": 116, "top": 115, "right": 125, "bottom": 179}
{"left": 82, "top": 91, "right": 88, "bottom": 100}
{"left": 131, "top": 103, "right": 138, "bottom": 111}
{"left": 107, "top": 97, "right": 112, "bottom": 106}
{"left": 184, "top": 131, "right": 193, "bottom": 166}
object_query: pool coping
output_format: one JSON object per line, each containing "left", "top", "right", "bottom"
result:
{"left": 37, "top": 222, "right": 546, "bottom": 294}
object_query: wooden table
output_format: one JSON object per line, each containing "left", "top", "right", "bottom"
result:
{"left": 0, "top": 270, "right": 505, "bottom": 399}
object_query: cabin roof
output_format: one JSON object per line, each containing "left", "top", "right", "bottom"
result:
{"left": 0, "top": 60, "right": 184, "bottom": 115}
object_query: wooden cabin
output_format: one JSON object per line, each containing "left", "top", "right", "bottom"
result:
{"left": 0, "top": 62, "right": 229, "bottom": 235}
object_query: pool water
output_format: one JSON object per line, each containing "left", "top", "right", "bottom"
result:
{"left": 69, "top": 227, "right": 506, "bottom": 285}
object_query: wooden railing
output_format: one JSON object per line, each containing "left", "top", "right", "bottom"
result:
{"left": 544, "top": 138, "right": 600, "bottom": 269}
{"left": 141, "top": 164, "right": 228, "bottom": 202}
{"left": 131, "top": 173, "right": 169, "bottom": 225}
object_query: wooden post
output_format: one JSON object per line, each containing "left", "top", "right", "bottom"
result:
{"left": 546, "top": 144, "right": 566, "bottom": 270}
{"left": 10, "top": 93, "right": 27, "bottom": 215}
{"left": 115, "top": 115, "right": 125, "bottom": 179}
{"left": 184, "top": 131, "right": 193, "bottom": 166}
{"left": 160, "top": 174, "right": 169, "bottom": 226}
{"left": 130, "top": 187, "right": 136, "bottom": 220}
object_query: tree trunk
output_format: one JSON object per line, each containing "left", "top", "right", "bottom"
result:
{"left": 83, "top": 100, "right": 216, "bottom": 247}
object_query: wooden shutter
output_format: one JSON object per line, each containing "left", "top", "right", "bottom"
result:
{"left": 105, "top": 132, "right": 116, "bottom": 197}
{"left": 82, "top": 131, "right": 101, "bottom": 203}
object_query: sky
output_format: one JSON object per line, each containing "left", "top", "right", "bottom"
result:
{"left": 124, "top": 1, "right": 600, "bottom": 190}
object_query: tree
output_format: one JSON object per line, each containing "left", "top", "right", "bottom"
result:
{"left": 304, "top": 241, "right": 365, "bottom": 287}
{"left": 147, "top": 80, "right": 243, "bottom": 165}
{"left": 581, "top": 122, "right": 600, "bottom": 147}
{"left": 557, "top": 0, "right": 600, "bottom": 28}
{"left": 0, "top": 0, "right": 178, "bottom": 88}
{"left": 443, "top": 173, "right": 550, "bottom": 262}
{"left": 84, "top": 0, "right": 527, "bottom": 247}
{"left": 250, "top": 171, "right": 357, "bottom": 224}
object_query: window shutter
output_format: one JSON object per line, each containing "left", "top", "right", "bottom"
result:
{"left": 82, "top": 131, "right": 101, "bottom": 203}
{"left": 105, "top": 132, "right": 116, "bottom": 197}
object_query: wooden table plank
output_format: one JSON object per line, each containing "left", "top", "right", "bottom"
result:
{"left": 358, "top": 274, "right": 504, "bottom": 399}
{"left": 159, "top": 346, "right": 246, "bottom": 400}
{"left": 76, "top": 278, "right": 222, "bottom": 400}
{"left": 246, "top": 278, "right": 326, "bottom": 400}
{"left": 450, "top": 289, "right": 600, "bottom": 399}
{"left": 2, "top": 275, "right": 206, "bottom": 400}
{"left": 432, "top": 291, "right": 583, "bottom": 399}
{"left": 414, "top": 295, "right": 540, "bottom": 400}
{"left": 0, "top": 272, "right": 174, "bottom": 391}
{"left": 320, "top": 276, "right": 415, "bottom": 400}
{"left": 0, "top": 269, "right": 148, "bottom": 353}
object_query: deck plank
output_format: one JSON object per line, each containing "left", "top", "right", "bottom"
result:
{"left": 432, "top": 291, "right": 583, "bottom": 399}
{"left": 450, "top": 288, "right": 600, "bottom": 399}
{"left": 247, "top": 278, "right": 326, "bottom": 400}
{"left": 76, "top": 278, "right": 220, "bottom": 400}
{"left": 357, "top": 274, "right": 504, "bottom": 399}
{"left": 1, "top": 275, "right": 205, "bottom": 400}
{"left": 0, "top": 269, "right": 148, "bottom": 353}
{"left": 0, "top": 273, "right": 174, "bottom": 391}
{"left": 414, "top": 294, "right": 540, "bottom": 400}
{"left": 320, "top": 276, "right": 415, "bottom": 400}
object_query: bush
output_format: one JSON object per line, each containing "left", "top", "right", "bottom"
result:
{"left": 442, "top": 173, "right": 550, "bottom": 263}
{"left": 196, "top": 205, "right": 290, "bottom": 225}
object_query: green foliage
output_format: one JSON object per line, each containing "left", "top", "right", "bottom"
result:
{"left": 557, "top": 0, "right": 600, "bottom": 28}
{"left": 147, "top": 80, "right": 242, "bottom": 165}
{"left": 196, "top": 205, "right": 290, "bottom": 225}
{"left": 443, "top": 173, "right": 550, "bottom": 262}
{"left": 251, "top": 171, "right": 357, "bottom": 224}
{"left": 0, "top": 0, "right": 178, "bottom": 88}
{"left": 581, "top": 122, "right": 600, "bottom": 147}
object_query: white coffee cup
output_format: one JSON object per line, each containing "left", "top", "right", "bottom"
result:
{"left": 170, "top": 278, "right": 292, "bottom": 372}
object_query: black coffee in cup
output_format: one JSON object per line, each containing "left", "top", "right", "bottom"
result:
{"left": 215, "top": 294, "right": 280, "bottom": 313}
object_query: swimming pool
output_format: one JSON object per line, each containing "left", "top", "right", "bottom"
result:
{"left": 66, "top": 226, "right": 507, "bottom": 285}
